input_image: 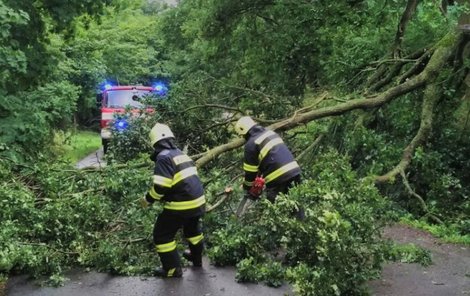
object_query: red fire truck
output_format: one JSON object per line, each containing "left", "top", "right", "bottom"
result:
{"left": 96, "top": 83, "right": 167, "bottom": 153}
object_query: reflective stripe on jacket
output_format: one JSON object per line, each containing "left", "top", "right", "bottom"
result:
{"left": 243, "top": 125, "right": 301, "bottom": 191}
{"left": 146, "top": 149, "right": 205, "bottom": 217}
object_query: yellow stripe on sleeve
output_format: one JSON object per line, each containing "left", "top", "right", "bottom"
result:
{"left": 243, "top": 163, "right": 259, "bottom": 172}
{"left": 172, "top": 167, "right": 197, "bottom": 186}
{"left": 264, "top": 161, "right": 300, "bottom": 183}
{"left": 153, "top": 175, "right": 173, "bottom": 187}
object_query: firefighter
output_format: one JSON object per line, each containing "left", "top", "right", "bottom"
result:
{"left": 234, "top": 116, "right": 302, "bottom": 204}
{"left": 141, "top": 123, "right": 205, "bottom": 278}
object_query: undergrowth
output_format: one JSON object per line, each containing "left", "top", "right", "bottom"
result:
{"left": 401, "top": 216, "right": 470, "bottom": 245}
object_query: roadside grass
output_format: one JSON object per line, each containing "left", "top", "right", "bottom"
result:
{"left": 401, "top": 216, "right": 470, "bottom": 245}
{"left": 384, "top": 242, "right": 433, "bottom": 266}
{"left": 0, "top": 274, "right": 6, "bottom": 296}
{"left": 56, "top": 130, "right": 101, "bottom": 163}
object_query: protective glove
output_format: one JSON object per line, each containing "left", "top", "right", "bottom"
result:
{"left": 140, "top": 196, "right": 150, "bottom": 208}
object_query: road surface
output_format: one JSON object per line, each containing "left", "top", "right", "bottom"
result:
{"left": 7, "top": 258, "right": 291, "bottom": 296}
{"left": 75, "top": 148, "right": 106, "bottom": 169}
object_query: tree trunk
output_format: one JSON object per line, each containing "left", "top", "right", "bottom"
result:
{"left": 393, "top": 0, "right": 420, "bottom": 57}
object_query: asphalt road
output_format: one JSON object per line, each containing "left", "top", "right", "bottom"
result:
{"left": 369, "top": 225, "right": 470, "bottom": 296}
{"left": 75, "top": 148, "right": 106, "bottom": 169}
{"left": 7, "top": 258, "right": 291, "bottom": 296}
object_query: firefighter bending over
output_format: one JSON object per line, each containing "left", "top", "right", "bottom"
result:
{"left": 234, "top": 116, "right": 302, "bottom": 204}
{"left": 141, "top": 123, "right": 205, "bottom": 278}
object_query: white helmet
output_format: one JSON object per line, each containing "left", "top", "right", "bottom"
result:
{"left": 149, "top": 123, "right": 175, "bottom": 146}
{"left": 235, "top": 116, "right": 257, "bottom": 136}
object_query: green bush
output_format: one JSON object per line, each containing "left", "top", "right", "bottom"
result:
{"left": 0, "top": 81, "right": 80, "bottom": 161}
{"left": 0, "top": 158, "right": 160, "bottom": 282}
{"left": 207, "top": 150, "right": 393, "bottom": 295}
{"left": 106, "top": 108, "right": 157, "bottom": 163}
{"left": 384, "top": 242, "right": 432, "bottom": 267}
{"left": 236, "top": 257, "right": 285, "bottom": 287}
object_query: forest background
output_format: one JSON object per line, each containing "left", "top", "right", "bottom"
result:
{"left": 1, "top": 0, "right": 469, "bottom": 295}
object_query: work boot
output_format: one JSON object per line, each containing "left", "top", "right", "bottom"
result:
{"left": 183, "top": 241, "right": 203, "bottom": 267}
{"left": 154, "top": 267, "right": 183, "bottom": 278}
{"left": 183, "top": 249, "right": 202, "bottom": 267}
{"left": 156, "top": 249, "right": 182, "bottom": 277}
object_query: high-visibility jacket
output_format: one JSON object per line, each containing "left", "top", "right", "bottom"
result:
{"left": 146, "top": 148, "right": 205, "bottom": 217}
{"left": 243, "top": 125, "right": 301, "bottom": 191}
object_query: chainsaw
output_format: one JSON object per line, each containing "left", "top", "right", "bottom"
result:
{"left": 236, "top": 176, "right": 265, "bottom": 217}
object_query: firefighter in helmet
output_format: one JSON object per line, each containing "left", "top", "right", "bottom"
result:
{"left": 234, "top": 116, "right": 302, "bottom": 204}
{"left": 141, "top": 123, "right": 205, "bottom": 278}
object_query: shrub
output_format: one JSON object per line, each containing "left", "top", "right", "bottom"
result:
{"left": 207, "top": 150, "right": 393, "bottom": 295}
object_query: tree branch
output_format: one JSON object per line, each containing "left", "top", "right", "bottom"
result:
{"left": 375, "top": 83, "right": 441, "bottom": 183}
{"left": 368, "top": 48, "right": 428, "bottom": 92}
{"left": 400, "top": 170, "right": 443, "bottom": 224}
{"left": 296, "top": 134, "right": 324, "bottom": 162}
{"left": 196, "top": 32, "right": 458, "bottom": 169}
{"left": 365, "top": 61, "right": 388, "bottom": 89}
{"left": 392, "top": 0, "right": 421, "bottom": 58}
{"left": 369, "top": 61, "right": 407, "bottom": 92}
{"left": 206, "top": 74, "right": 280, "bottom": 103}
{"left": 196, "top": 138, "right": 245, "bottom": 168}
{"left": 375, "top": 32, "right": 458, "bottom": 182}
{"left": 205, "top": 117, "right": 238, "bottom": 132}
{"left": 183, "top": 104, "right": 243, "bottom": 114}
{"left": 398, "top": 48, "right": 435, "bottom": 84}
{"left": 291, "top": 91, "right": 329, "bottom": 116}
{"left": 370, "top": 58, "right": 420, "bottom": 65}
{"left": 206, "top": 188, "right": 234, "bottom": 212}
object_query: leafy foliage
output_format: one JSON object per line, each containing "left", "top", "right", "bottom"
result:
{"left": 0, "top": 157, "right": 160, "bottom": 284}
{"left": 106, "top": 109, "right": 155, "bottom": 163}
{"left": 1, "top": 144, "right": 396, "bottom": 295}
{"left": 207, "top": 151, "right": 393, "bottom": 295}
{"left": 236, "top": 257, "right": 285, "bottom": 287}
{"left": 0, "top": 1, "right": 29, "bottom": 85}
{"left": 401, "top": 216, "right": 470, "bottom": 244}
{"left": 0, "top": 81, "right": 80, "bottom": 160}
{"left": 325, "top": 86, "right": 470, "bottom": 234}
{"left": 0, "top": 0, "right": 113, "bottom": 161}
{"left": 384, "top": 242, "right": 432, "bottom": 267}
{"left": 1, "top": 0, "right": 112, "bottom": 90}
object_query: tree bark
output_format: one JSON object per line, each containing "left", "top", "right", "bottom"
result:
{"left": 392, "top": 0, "right": 421, "bottom": 58}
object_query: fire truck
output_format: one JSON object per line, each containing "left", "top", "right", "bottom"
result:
{"left": 96, "top": 83, "right": 168, "bottom": 153}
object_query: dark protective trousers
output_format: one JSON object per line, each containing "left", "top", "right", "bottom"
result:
{"left": 153, "top": 210, "right": 204, "bottom": 270}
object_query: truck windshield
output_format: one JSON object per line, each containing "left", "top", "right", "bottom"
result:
{"left": 106, "top": 90, "right": 151, "bottom": 108}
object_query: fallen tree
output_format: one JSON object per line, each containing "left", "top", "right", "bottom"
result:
{"left": 196, "top": 31, "right": 464, "bottom": 171}
{"left": 194, "top": 28, "right": 468, "bottom": 220}
{"left": 2, "top": 1, "right": 469, "bottom": 293}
